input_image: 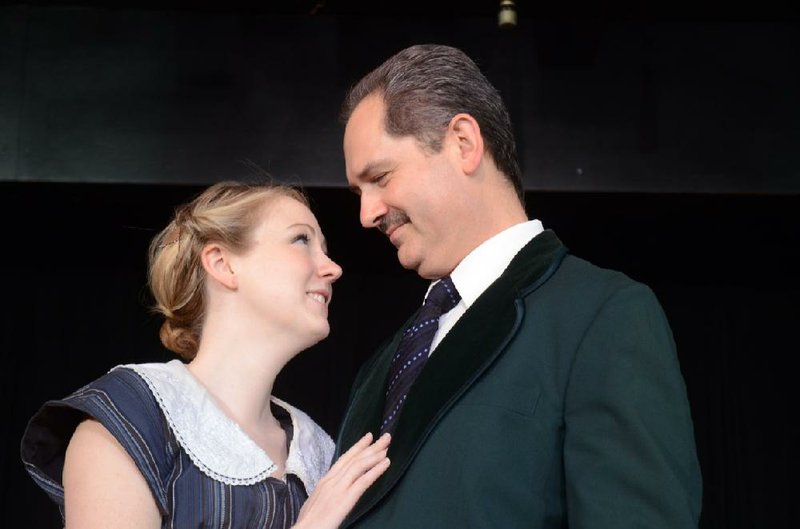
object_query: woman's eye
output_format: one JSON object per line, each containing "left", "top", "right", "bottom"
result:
{"left": 292, "top": 234, "right": 310, "bottom": 245}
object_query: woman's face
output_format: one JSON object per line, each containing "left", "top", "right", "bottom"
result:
{"left": 231, "top": 196, "right": 342, "bottom": 346}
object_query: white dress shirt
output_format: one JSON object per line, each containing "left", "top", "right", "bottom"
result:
{"left": 426, "top": 219, "right": 545, "bottom": 354}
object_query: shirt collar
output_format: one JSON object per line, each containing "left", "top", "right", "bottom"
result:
{"left": 426, "top": 219, "right": 544, "bottom": 308}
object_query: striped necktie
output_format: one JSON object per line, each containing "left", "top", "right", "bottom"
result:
{"left": 380, "top": 276, "right": 461, "bottom": 435}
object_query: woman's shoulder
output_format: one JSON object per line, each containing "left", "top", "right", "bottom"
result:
{"left": 69, "top": 362, "right": 165, "bottom": 410}
{"left": 20, "top": 361, "right": 176, "bottom": 512}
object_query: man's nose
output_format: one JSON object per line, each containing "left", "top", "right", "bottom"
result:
{"left": 359, "top": 192, "right": 387, "bottom": 229}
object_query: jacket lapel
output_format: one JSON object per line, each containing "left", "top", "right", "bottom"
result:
{"left": 335, "top": 330, "right": 403, "bottom": 455}
{"left": 342, "top": 230, "right": 568, "bottom": 527}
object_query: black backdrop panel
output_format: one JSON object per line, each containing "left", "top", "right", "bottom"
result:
{"left": 0, "top": 8, "right": 24, "bottom": 181}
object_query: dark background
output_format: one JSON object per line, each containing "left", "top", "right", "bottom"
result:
{"left": 1, "top": 1, "right": 798, "bottom": 528}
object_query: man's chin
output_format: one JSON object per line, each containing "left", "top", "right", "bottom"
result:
{"left": 397, "top": 246, "right": 450, "bottom": 278}
{"left": 397, "top": 248, "right": 423, "bottom": 273}
{"left": 401, "top": 255, "right": 445, "bottom": 280}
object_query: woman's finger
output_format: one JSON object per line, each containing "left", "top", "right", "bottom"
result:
{"left": 326, "top": 432, "right": 390, "bottom": 479}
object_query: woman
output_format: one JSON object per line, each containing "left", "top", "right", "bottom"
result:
{"left": 20, "top": 181, "right": 390, "bottom": 528}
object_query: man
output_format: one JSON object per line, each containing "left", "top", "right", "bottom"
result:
{"left": 335, "top": 44, "right": 702, "bottom": 528}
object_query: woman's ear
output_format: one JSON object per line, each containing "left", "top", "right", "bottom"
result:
{"left": 201, "top": 243, "right": 237, "bottom": 290}
{"left": 447, "top": 112, "right": 484, "bottom": 175}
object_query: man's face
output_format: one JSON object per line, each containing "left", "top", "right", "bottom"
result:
{"left": 343, "top": 94, "right": 469, "bottom": 279}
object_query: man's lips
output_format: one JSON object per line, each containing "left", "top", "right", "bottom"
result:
{"left": 386, "top": 222, "right": 407, "bottom": 245}
{"left": 379, "top": 210, "right": 410, "bottom": 237}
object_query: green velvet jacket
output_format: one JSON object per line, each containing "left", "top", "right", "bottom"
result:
{"left": 335, "top": 230, "right": 702, "bottom": 528}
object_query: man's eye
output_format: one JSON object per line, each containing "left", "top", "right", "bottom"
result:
{"left": 373, "top": 172, "right": 388, "bottom": 184}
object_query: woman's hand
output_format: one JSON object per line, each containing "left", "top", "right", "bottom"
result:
{"left": 293, "top": 432, "right": 391, "bottom": 529}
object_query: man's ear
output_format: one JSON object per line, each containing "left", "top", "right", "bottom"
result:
{"left": 201, "top": 243, "right": 237, "bottom": 290}
{"left": 447, "top": 113, "right": 484, "bottom": 175}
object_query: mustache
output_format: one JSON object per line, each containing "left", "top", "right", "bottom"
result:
{"left": 378, "top": 210, "right": 411, "bottom": 235}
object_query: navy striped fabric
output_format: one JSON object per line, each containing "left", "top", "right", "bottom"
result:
{"left": 21, "top": 367, "right": 308, "bottom": 528}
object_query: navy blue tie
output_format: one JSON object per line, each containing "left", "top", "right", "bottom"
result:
{"left": 380, "top": 276, "right": 461, "bottom": 435}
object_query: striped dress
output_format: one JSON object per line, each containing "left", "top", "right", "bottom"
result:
{"left": 21, "top": 360, "right": 335, "bottom": 528}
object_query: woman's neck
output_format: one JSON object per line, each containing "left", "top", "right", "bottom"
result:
{"left": 187, "top": 328, "right": 297, "bottom": 475}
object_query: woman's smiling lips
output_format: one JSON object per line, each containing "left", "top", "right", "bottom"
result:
{"left": 306, "top": 289, "right": 331, "bottom": 305}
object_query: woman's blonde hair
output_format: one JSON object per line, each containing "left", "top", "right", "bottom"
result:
{"left": 147, "top": 180, "right": 308, "bottom": 359}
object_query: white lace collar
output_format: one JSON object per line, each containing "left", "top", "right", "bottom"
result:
{"left": 117, "top": 360, "right": 334, "bottom": 491}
